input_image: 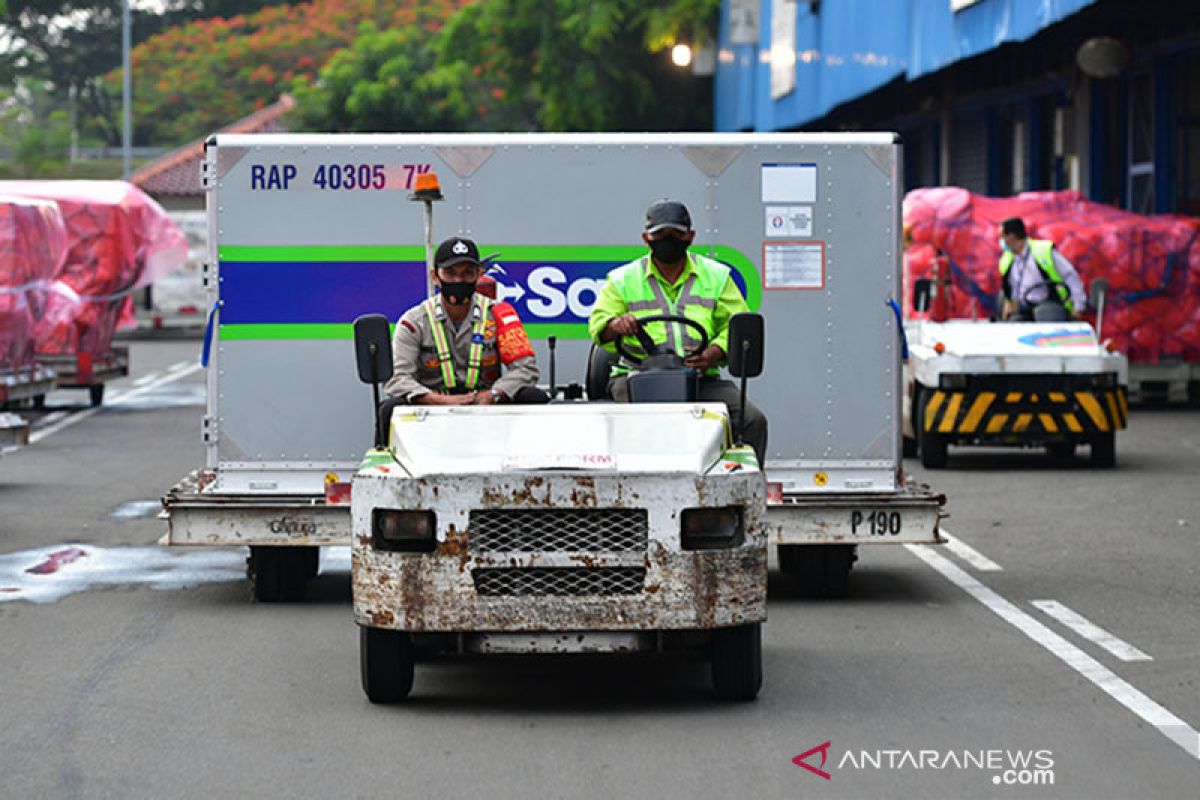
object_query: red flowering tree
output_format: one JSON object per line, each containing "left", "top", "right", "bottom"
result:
{"left": 111, "top": 0, "right": 468, "bottom": 144}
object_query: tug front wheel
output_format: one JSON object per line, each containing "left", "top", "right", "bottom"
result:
{"left": 361, "top": 627, "right": 415, "bottom": 704}
{"left": 711, "top": 622, "right": 762, "bottom": 702}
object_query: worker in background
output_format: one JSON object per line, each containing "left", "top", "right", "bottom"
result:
{"left": 588, "top": 199, "right": 768, "bottom": 464}
{"left": 998, "top": 216, "right": 1086, "bottom": 320}
{"left": 384, "top": 236, "right": 546, "bottom": 406}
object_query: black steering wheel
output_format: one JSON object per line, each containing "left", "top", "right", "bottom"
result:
{"left": 1022, "top": 281, "right": 1072, "bottom": 309}
{"left": 613, "top": 314, "right": 710, "bottom": 365}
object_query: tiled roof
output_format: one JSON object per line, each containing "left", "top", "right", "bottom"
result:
{"left": 132, "top": 95, "right": 296, "bottom": 197}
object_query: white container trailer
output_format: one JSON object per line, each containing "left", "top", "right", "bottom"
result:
{"left": 163, "top": 133, "right": 943, "bottom": 601}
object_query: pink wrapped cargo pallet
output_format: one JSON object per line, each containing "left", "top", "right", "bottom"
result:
{"left": 0, "top": 196, "right": 67, "bottom": 374}
{"left": 0, "top": 181, "right": 187, "bottom": 359}
{"left": 903, "top": 188, "right": 1200, "bottom": 365}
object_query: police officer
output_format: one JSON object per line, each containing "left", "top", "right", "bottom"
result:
{"left": 998, "top": 217, "right": 1086, "bottom": 320}
{"left": 384, "top": 237, "right": 544, "bottom": 405}
{"left": 588, "top": 199, "right": 768, "bottom": 464}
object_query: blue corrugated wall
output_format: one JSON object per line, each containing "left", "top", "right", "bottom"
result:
{"left": 715, "top": 0, "right": 1095, "bottom": 131}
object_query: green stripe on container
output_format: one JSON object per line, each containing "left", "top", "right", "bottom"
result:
{"left": 219, "top": 322, "right": 593, "bottom": 341}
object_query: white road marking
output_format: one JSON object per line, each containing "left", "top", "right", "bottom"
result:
{"left": 32, "top": 410, "right": 67, "bottom": 429}
{"left": 940, "top": 528, "right": 1003, "bottom": 572}
{"left": 28, "top": 364, "right": 203, "bottom": 445}
{"left": 166, "top": 360, "right": 192, "bottom": 373}
{"left": 1032, "top": 600, "right": 1153, "bottom": 662}
{"left": 132, "top": 371, "right": 162, "bottom": 386}
{"left": 0, "top": 543, "right": 244, "bottom": 603}
{"left": 906, "top": 544, "right": 1199, "bottom": 760}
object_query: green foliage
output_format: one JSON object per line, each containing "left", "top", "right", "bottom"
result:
{"left": 0, "top": 87, "right": 71, "bottom": 177}
{"left": 436, "top": 0, "right": 719, "bottom": 131}
{"left": 293, "top": 23, "right": 475, "bottom": 132}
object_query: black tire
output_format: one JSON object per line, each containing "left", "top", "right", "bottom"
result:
{"left": 361, "top": 626, "right": 415, "bottom": 704}
{"left": 1046, "top": 441, "right": 1076, "bottom": 459}
{"left": 32, "top": 394, "right": 46, "bottom": 410}
{"left": 915, "top": 387, "right": 948, "bottom": 469}
{"left": 778, "top": 544, "right": 856, "bottom": 598}
{"left": 250, "top": 546, "right": 309, "bottom": 602}
{"left": 902, "top": 435, "right": 917, "bottom": 458}
{"left": 1187, "top": 381, "right": 1200, "bottom": 409}
{"left": 711, "top": 623, "right": 762, "bottom": 702}
{"left": 1090, "top": 432, "right": 1116, "bottom": 468}
{"left": 89, "top": 384, "right": 105, "bottom": 407}
{"left": 300, "top": 546, "right": 320, "bottom": 579}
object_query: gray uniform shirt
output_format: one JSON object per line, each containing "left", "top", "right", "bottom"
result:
{"left": 1007, "top": 245, "right": 1086, "bottom": 310}
{"left": 383, "top": 296, "right": 539, "bottom": 401}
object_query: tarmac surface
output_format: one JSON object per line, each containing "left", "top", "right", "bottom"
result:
{"left": 1, "top": 339, "right": 1197, "bottom": 798}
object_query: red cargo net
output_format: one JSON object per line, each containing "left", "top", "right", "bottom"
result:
{"left": 903, "top": 188, "right": 1200, "bottom": 363}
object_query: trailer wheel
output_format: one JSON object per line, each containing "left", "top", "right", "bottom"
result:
{"left": 301, "top": 546, "right": 320, "bottom": 579}
{"left": 778, "top": 544, "right": 856, "bottom": 598}
{"left": 89, "top": 384, "right": 105, "bottom": 407}
{"left": 32, "top": 394, "right": 45, "bottom": 410}
{"left": 249, "top": 546, "right": 309, "bottom": 602}
{"left": 711, "top": 623, "right": 761, "bottom": 702}
{"left": 915, "top": 387, "right": 948, "bottom": 468}
{"left": 361, "top": 627, "right": 415, "bottom": 704}
{"left": 1187, "top": 381, "right": 1200, "bottom": 409}
{"left": 902, "top": 435, "right": 917, "bottom": 458}
{"left": 1090, "top": 432, "right": 1116, "bottom": 468}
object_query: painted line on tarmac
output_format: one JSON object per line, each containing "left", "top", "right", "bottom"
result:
{"left": 166, "top": 360, "right": 192, "bottom": 373}
{"left": 27, "top": 364, "right": 203, "bottom": 446}
{"left": 132, "top": 371, "right": 162, "bottom": 387}
{"left": 1032, "top": 600, "right": 1153, "bottom": 662}
{"left": 906, "top": 543, "right": 1199, "bottom": 761}
{"left": 940, "top": 529, "right": 1003, "bottom": 572}
{"left": 31, "top": 410, "right": 67, "bottom": 429}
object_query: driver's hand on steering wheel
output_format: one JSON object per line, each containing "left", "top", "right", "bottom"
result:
{"left": 684, "top": 344, "right": 724, "bottom": 373}
{"left": 604, "top": 313, "right": 640, "bottom": 340}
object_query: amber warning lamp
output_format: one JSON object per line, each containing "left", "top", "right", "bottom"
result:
{"left": 409, "top": 171, "right": 443, "bottom": 202}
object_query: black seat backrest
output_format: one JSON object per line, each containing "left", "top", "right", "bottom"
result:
{"left": 585, "top": 345, "right": 615, "bottom": 400}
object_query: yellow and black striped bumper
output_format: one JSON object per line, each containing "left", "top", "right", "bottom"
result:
{"left": 922, "top": 386, "right": 1127, "bottom": 439}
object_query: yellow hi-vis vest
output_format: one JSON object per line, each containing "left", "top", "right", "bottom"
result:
{"left": 605, "top": 252, "right": 730, "bottom": 377}
{"left": 999, "top": 238, "right": 1074, "bottom": 312}
{"left": 422, "top": 293, "right": 492, "bottom": 391}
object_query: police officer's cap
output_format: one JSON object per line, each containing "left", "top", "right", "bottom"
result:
{"left": 434, "top": 236, "right": 483, "bottom": 269}
{"left": 644, "top": 200, "right": 692, "bottom": 234}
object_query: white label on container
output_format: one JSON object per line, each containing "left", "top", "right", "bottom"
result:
{"left": 761, "top": 163, "right": 817, "bottom": 203}
{"left": 765, "top": 205, "right": 813, "bottom": 237}
{"left": 764, "top": 242, "right": 824, "bottom": 289}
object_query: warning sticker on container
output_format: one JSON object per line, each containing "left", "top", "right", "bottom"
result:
{"left": 763, "top": 241, "right": 825, "bottom": 289}
{"left": 765, "top": 206, "right": 813, "bottom": 237}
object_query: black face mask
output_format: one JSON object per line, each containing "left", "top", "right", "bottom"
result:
{"left": 440, "top": 281, "right": 477, "bottom": 305}
{"left": 649, "top": 236, "right": 689, "bottom": 265}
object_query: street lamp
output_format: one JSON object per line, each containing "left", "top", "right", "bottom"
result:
{"left": 122, "top": 0, "right": 131, "bottom": 180}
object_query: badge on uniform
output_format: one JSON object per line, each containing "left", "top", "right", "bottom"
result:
{"left": 472, "top": 333, "right": 485, "bottom": 345}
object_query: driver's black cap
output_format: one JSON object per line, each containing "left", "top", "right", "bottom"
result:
{"left": 434, "top": 236, "right": 482, "bottom": 269}
{"left": 644, "top": 200, "right": 692, "bottom": 234}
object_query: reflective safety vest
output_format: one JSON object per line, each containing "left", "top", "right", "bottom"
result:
{"left": 422, "top": 294, "right": 492, "bottom": 391}
{"left": 606, "top": 252, "right": 729, "bottom": 376}
{"left": 999, "top": 239, "right": 1073, "bottom": 312}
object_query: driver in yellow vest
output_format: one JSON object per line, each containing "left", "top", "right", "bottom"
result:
{"left": 588, "top": 199, "right": 768, "bottom": 464}
{"left": 384, "top": 237, "right": 545, "bottom": 405}
{"left": 998, "top": 217, "right": 1086, "bottom": 320}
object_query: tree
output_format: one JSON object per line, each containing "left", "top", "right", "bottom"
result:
{"left": 436, "top": 0, "right": 720, "bottom": 131}
{"left": 1, "top": 0, "right": 297, "bottom": 145}
{"left": 0, "top": 86, "right": 71, "bottom": 176}
{"left": 112, "top": 0, "right": 468, "bottom": 145}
